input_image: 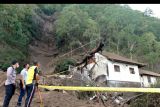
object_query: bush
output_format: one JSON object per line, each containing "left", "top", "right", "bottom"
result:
{"left": 0, "top": 46, "right": 26, "bottom": 72}
{"left": 37, "top": 4, "right": 57, "bottom": 15}
{"left": 0, "top": 63, "right": 10, "bottom": 71}
{"left": 54, "top": 58, "right": 76, "bottom": 75}
{"left": 130, "top": 93, "right": 160, "bottom": 107}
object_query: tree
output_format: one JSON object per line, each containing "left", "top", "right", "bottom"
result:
{"left": 144, "top": 7, "right": 153, "bottom": 17}
{"left": 0, "top": 4, "right": 36, "bottom": 70}
{"left": 55, "top": 5, "right": 100, "bottom": 52}
{"left": 136, "top": 32, "right": 160, "bottom": 70}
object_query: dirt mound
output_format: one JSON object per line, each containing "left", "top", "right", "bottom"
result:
{"left": 38, "top": 91, "right": 99, "bottom": 107}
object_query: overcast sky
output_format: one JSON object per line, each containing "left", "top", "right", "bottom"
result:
{"left": 121, "top": 4, "right": 160, "bottom": 18}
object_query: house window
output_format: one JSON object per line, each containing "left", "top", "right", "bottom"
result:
{"left": 147, "top": 76, "right": 151, "bottom": 83}
{"left": 114, "top": 65, "right": 120, "bottom": 72}
{"left": 129, "top": 68, "right": 135, "bottom": 74}
{"left": 106, "top": 64, "right": 109, "bottom": 75}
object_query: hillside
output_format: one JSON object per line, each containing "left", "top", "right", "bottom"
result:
{"left": 1, "top": 4, "right": 160, "bottom": 107}
{"left": 28, "top": 11, "right": 58, "bottom": 74}
{"left": 1, "top": 4, "right": 160, "bottom": 72}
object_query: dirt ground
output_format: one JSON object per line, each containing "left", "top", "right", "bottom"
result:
{"left": 0, "top": 71, "right": 123, "bottom": 107}
{"left": 0, "top": 88, "right": 100, "bottom": 107}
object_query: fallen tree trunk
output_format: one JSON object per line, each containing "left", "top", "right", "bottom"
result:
{"left": 75, "top": 41, "right": 104, "bottom": 67}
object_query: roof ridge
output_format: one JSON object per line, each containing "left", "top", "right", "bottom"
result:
{"left": 101, "top": 51, "right": 146, "bottom": 67}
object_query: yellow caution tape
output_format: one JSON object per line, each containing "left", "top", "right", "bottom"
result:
{"left": 39, "top": 85, "right": 160, "bottom": 93}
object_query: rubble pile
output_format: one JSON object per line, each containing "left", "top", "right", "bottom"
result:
{"left": 41, "top": 70, "right": 132, "bottom": 107}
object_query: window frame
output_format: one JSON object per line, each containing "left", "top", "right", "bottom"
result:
{"left": 129, "top": 67, "right": 135, "bottom": 74}
{"left": 147, "top": 76, "right": 151, "bottom": 83}
{"left": 114, "top": 65, "right": 120, "bottom": 72}
{"left": 106, "top": 64, "right": 109, "bottom": 75}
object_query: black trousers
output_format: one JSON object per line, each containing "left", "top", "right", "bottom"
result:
{"left": 3, "top": 84, "right": 16, "bottom": 107}
{"left": 25, "top": 84, "right": 36, "bottom": 107}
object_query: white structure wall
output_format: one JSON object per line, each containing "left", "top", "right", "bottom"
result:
{"left": 107, "top": 60, "right": 141, "bottom": 82}
{"left": 141, "top": 75, "right": 157, "bottom": 87}
{"left": 86, "top": 53, "right": 108, "bottom": 80}
{"left": 83, "top": 52, "right": 160, "bottom": 88}
{"left": 86, "top": 53, "right": 141, "bottom": 83}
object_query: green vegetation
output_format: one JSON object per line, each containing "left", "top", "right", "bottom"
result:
{"left": 0, "top": 4, "right": 37, "bottom": 70}
{"left": 55, "top": 58, "right": 76, "bottom": 74}
{"left": 1, "top": 4, "right": 160, "bottom": 72}
{"left": 130, "top": 93, "right": 160, "bottom": 107}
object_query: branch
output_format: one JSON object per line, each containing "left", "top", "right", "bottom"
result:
{"left": 75, "top": 41, "right": 104, "bottom": 66}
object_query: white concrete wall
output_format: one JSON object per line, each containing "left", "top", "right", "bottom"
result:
{"left": 86, "top": 53, "right": 110, "bottom": 80}
{"left": 141, "top": 75, "right": 157, "bottom": 87}
{"left": 86, "top": 53, "right": 141, "bottom": 83}
{"left": 86, "top": 60, "right": 108, "bottom": 80}
{"left": 107, "top": 59, "right": 141, "bottom": 83}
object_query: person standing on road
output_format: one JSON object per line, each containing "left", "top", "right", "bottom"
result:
{"left": 3, "top": 60, "right": 19, "bottom": 107}
{"left": 25, "top": 61, "right": 40, "bottom": 107}
{"left": 16, "top": 63, "right": 30, "bottom": 107}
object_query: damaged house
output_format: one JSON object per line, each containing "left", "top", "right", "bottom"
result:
{"left": 139, "top": 69, "right": 160, "bottom": 87}
{"left": 77, "top": 52, "right": 160, "bottom": 87}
